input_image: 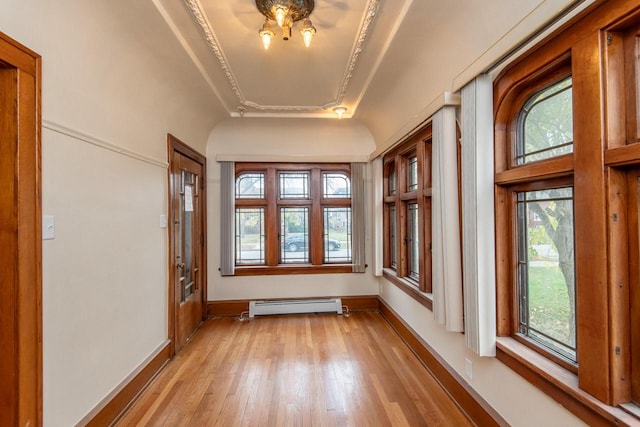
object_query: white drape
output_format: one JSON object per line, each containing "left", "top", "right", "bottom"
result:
{"left": 461, "top": 75, "right": 496, "bottom": 356}
{"left": 372, "top": 157, "right": 384, "bottom": 276}
{"left": 432, "top": 106, "right": 464, "bottom": 332}
{"left": 220, "top": 161, "right": 235, "bottom": 276}
{"left": 351, "top": 162, "right": 366, "bottom": 273}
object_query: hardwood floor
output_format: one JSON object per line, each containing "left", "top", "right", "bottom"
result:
{"left": 115, "top": 312, "right": 473, "bottom": 426}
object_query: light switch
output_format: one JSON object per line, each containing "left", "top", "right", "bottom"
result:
{"left": 160, "top": 214, "right": 168, "bottom": 229}
{"left": 43, "top": 215, "right": 55, "bottom": 240}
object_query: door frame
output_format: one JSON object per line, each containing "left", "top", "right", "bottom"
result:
{"left": 0, "top": 32, "right": 42, "bottom": 425}
{"left": 167, "top": 134, "right": 207, "bottom": 356}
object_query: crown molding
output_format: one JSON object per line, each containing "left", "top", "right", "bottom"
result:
{"left": 183, "top": 0, "right": 381, "bottom": 114}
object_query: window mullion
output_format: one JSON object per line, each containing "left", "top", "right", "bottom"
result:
{"left": 265, "top": 167, "right": 279, "bottom": 266}
{"left": 310, "top": 168, "right": 323, "bottom": 265}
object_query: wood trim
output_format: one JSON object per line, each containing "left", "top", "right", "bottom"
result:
{"left": 378, "top": 299, "right": 508, "bottom": 427}
{"left": 572, "top": 31, "right": 611, "bottom": 402}
{"left": 496, "top": 338, "right": 637, "bottom": 426}
{"left": 81, "top": 341, "right": 172, "bottom": 427}
{"left": 494, "top": 154, "right": 573, "bottom": 185}
{"left": 382, "top": 269, "right": 433, "bottom": 310}
{"left": 0, "top": 31, "right": 42, "bottom": 427}
{"left": 608, "top": 168, "right": 631, "bottom": 404}
{"left": 605, "top": 143, "right": 640, "bottom": 167}
{"left": 207, "top": 296, "right": 380, "bottom": 317}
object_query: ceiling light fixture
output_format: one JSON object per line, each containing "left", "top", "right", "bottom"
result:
{"left": 256, "top": 0, "right": 316, "bottom": 49}
{"left": 333, "top": 106, "right": 347, "bottom": 119}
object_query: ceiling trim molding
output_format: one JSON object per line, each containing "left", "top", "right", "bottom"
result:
{"left": 216, "top": 154, "right": 371, "bottom": 163}
{"left": 184, "top": 0, "right": 381, "bottom": 113}
{"left": 335, "top": 0, "right": 381, "bottom": 106}
{"left": 183, "top": 0, "right": 245, "bottom": 101}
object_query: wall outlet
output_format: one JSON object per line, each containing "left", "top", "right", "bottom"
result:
{"left": 465, "top": 358, "right": 473, "bottom": 380}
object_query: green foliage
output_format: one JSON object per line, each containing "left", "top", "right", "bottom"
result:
{"left": 522, "top": 77, "right": 573, "bottom": 162}
{"left": 528, "top": 266, "right": 573, "bottom": 345}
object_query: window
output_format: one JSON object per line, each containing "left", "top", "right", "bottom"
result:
{"left": 235, "top": 208, "right": 265, "bottom": 265}
{"left": 516, "top": 77, "right": 573, "bottom": 164}
{"left": 383, "top": 126, "right": 432, "bottom": 302}
{"left": 516, "top": 187, "right": 576, "bottom": 362}
{"left": 234, "top": 163, "right": 353, "bottom": 275}
{"left": 496, "top": 67, "right": 577, "bottom": 367}
{"left": 494, "top": 4, "right": 640, "bottom": 420}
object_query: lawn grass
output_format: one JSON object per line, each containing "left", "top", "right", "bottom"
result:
{"left": 528, "top": 265, "right": 573, "bottom": 345}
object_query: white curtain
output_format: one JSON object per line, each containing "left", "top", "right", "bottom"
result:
{"left": 220, "top": 161, "right": 235, "bottom": 276}
{"left": 351, "top": 162, "right": 366, "bottom": 273}
{"left": 461, "top": 75, "right": 496, "bottom": 356}
{"left": 432, "top": 106, "right": 464, "bottom": 332}
{"left": 372, "top": 157, "right": 384, "bottom": 276}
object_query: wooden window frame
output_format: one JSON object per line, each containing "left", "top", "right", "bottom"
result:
{"left": 383, "top": 125, "right": 433, "bottom": 308}
{"left": 233, "top": 162, "right": 353, "bottom": 276}
{"left": 494, "top": 1, "right": 640, "bottom": 424}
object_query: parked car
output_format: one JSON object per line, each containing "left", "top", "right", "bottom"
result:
{"left": 282, "top": 234, "right": 341, "bottom": 252}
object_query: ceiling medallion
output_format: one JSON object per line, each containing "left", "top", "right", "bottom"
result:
{"left": 256, "top": 0, "right": 316, "bottom": 49}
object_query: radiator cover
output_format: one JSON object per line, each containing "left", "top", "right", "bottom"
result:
{"left": 249, "top": 298, "right": 343, "bottom": 318}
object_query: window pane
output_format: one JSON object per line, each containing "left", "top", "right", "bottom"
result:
{"left": 517, "top": 187, "right": 576, "bottom": 361}
{"left": 323, "top": 173, "right": 351, "bottom": 198}
{"left": 235, "top": 208, "right": 265, "bottom": 265}
{"left": 517, "top": 77, "right": 573, "bottom": 164}
{"left": 407, "top": 156, "right": 418, "bottom": 191}
{"left": 236, "top": 173, "right": 264, "bottom": 199}
{"left": 279, "top": 172, "right": 310, "bottom": 199}
{"left": 390, "top": 205, "right": 397, "bottom": 268}
{"left": 324, "top": 207, "right": 351, "bottom": 263}
{"left": 408, "top": 203, "right": 419, "bottom": 280}
{"left": 280, "top": 207, "right": 309, "bottom": 263}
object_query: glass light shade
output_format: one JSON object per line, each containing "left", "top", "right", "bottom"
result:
{"left": 333, "top": 107, "right": 347, "bottom": 119}
{"left": 300, "top": 19, "right": 316, "bottom": 47}
{"left": 258, "top": 20, "right": 275, "bottom": 50}
{"left": 274, "top": 6, "right": 288, "bottom": 27}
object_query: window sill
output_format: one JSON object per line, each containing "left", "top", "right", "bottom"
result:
{"left": 496, "top": 337, "right": 637, "bottom": 426}
{"left": 382, "top": 268, "right": 432, "bottom": 310}
{"left": 232, "top": 264, "right": 355, "bottom": 276}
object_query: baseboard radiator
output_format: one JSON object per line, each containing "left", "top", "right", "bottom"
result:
{"left": 249, "top": 298, "right": 343, "bottom": 318}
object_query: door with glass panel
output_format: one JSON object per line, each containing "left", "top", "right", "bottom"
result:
{"left": 169, "top": 138, "right": 206, "bottom": 353}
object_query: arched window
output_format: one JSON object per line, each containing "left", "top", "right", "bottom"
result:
{"left": 516, "top": 76, "right": 573, "bottom": 164}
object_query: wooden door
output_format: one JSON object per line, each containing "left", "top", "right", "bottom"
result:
{"left": 0, "top": 33, "right": 42, "bottom": 425}
{"left": 168, "top": 135, "right": 207, "bottom": 353}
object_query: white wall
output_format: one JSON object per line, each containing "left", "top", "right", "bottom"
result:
{"left": 0, "top": 0, "right": 226, "bottom": 425}
{"left": 206, "top": 118, "right": 379, "bottom": 301}
{"left": 359, "top": 0, "right": 591, "bottom": 154}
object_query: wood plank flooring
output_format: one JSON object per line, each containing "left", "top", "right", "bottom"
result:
{"left": 115, "top": 312, "right": 473, "bottom": 426}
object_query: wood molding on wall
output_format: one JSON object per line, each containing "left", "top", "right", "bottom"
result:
{"left": 81, "top": 341, "right": 171, "bottom": 427}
